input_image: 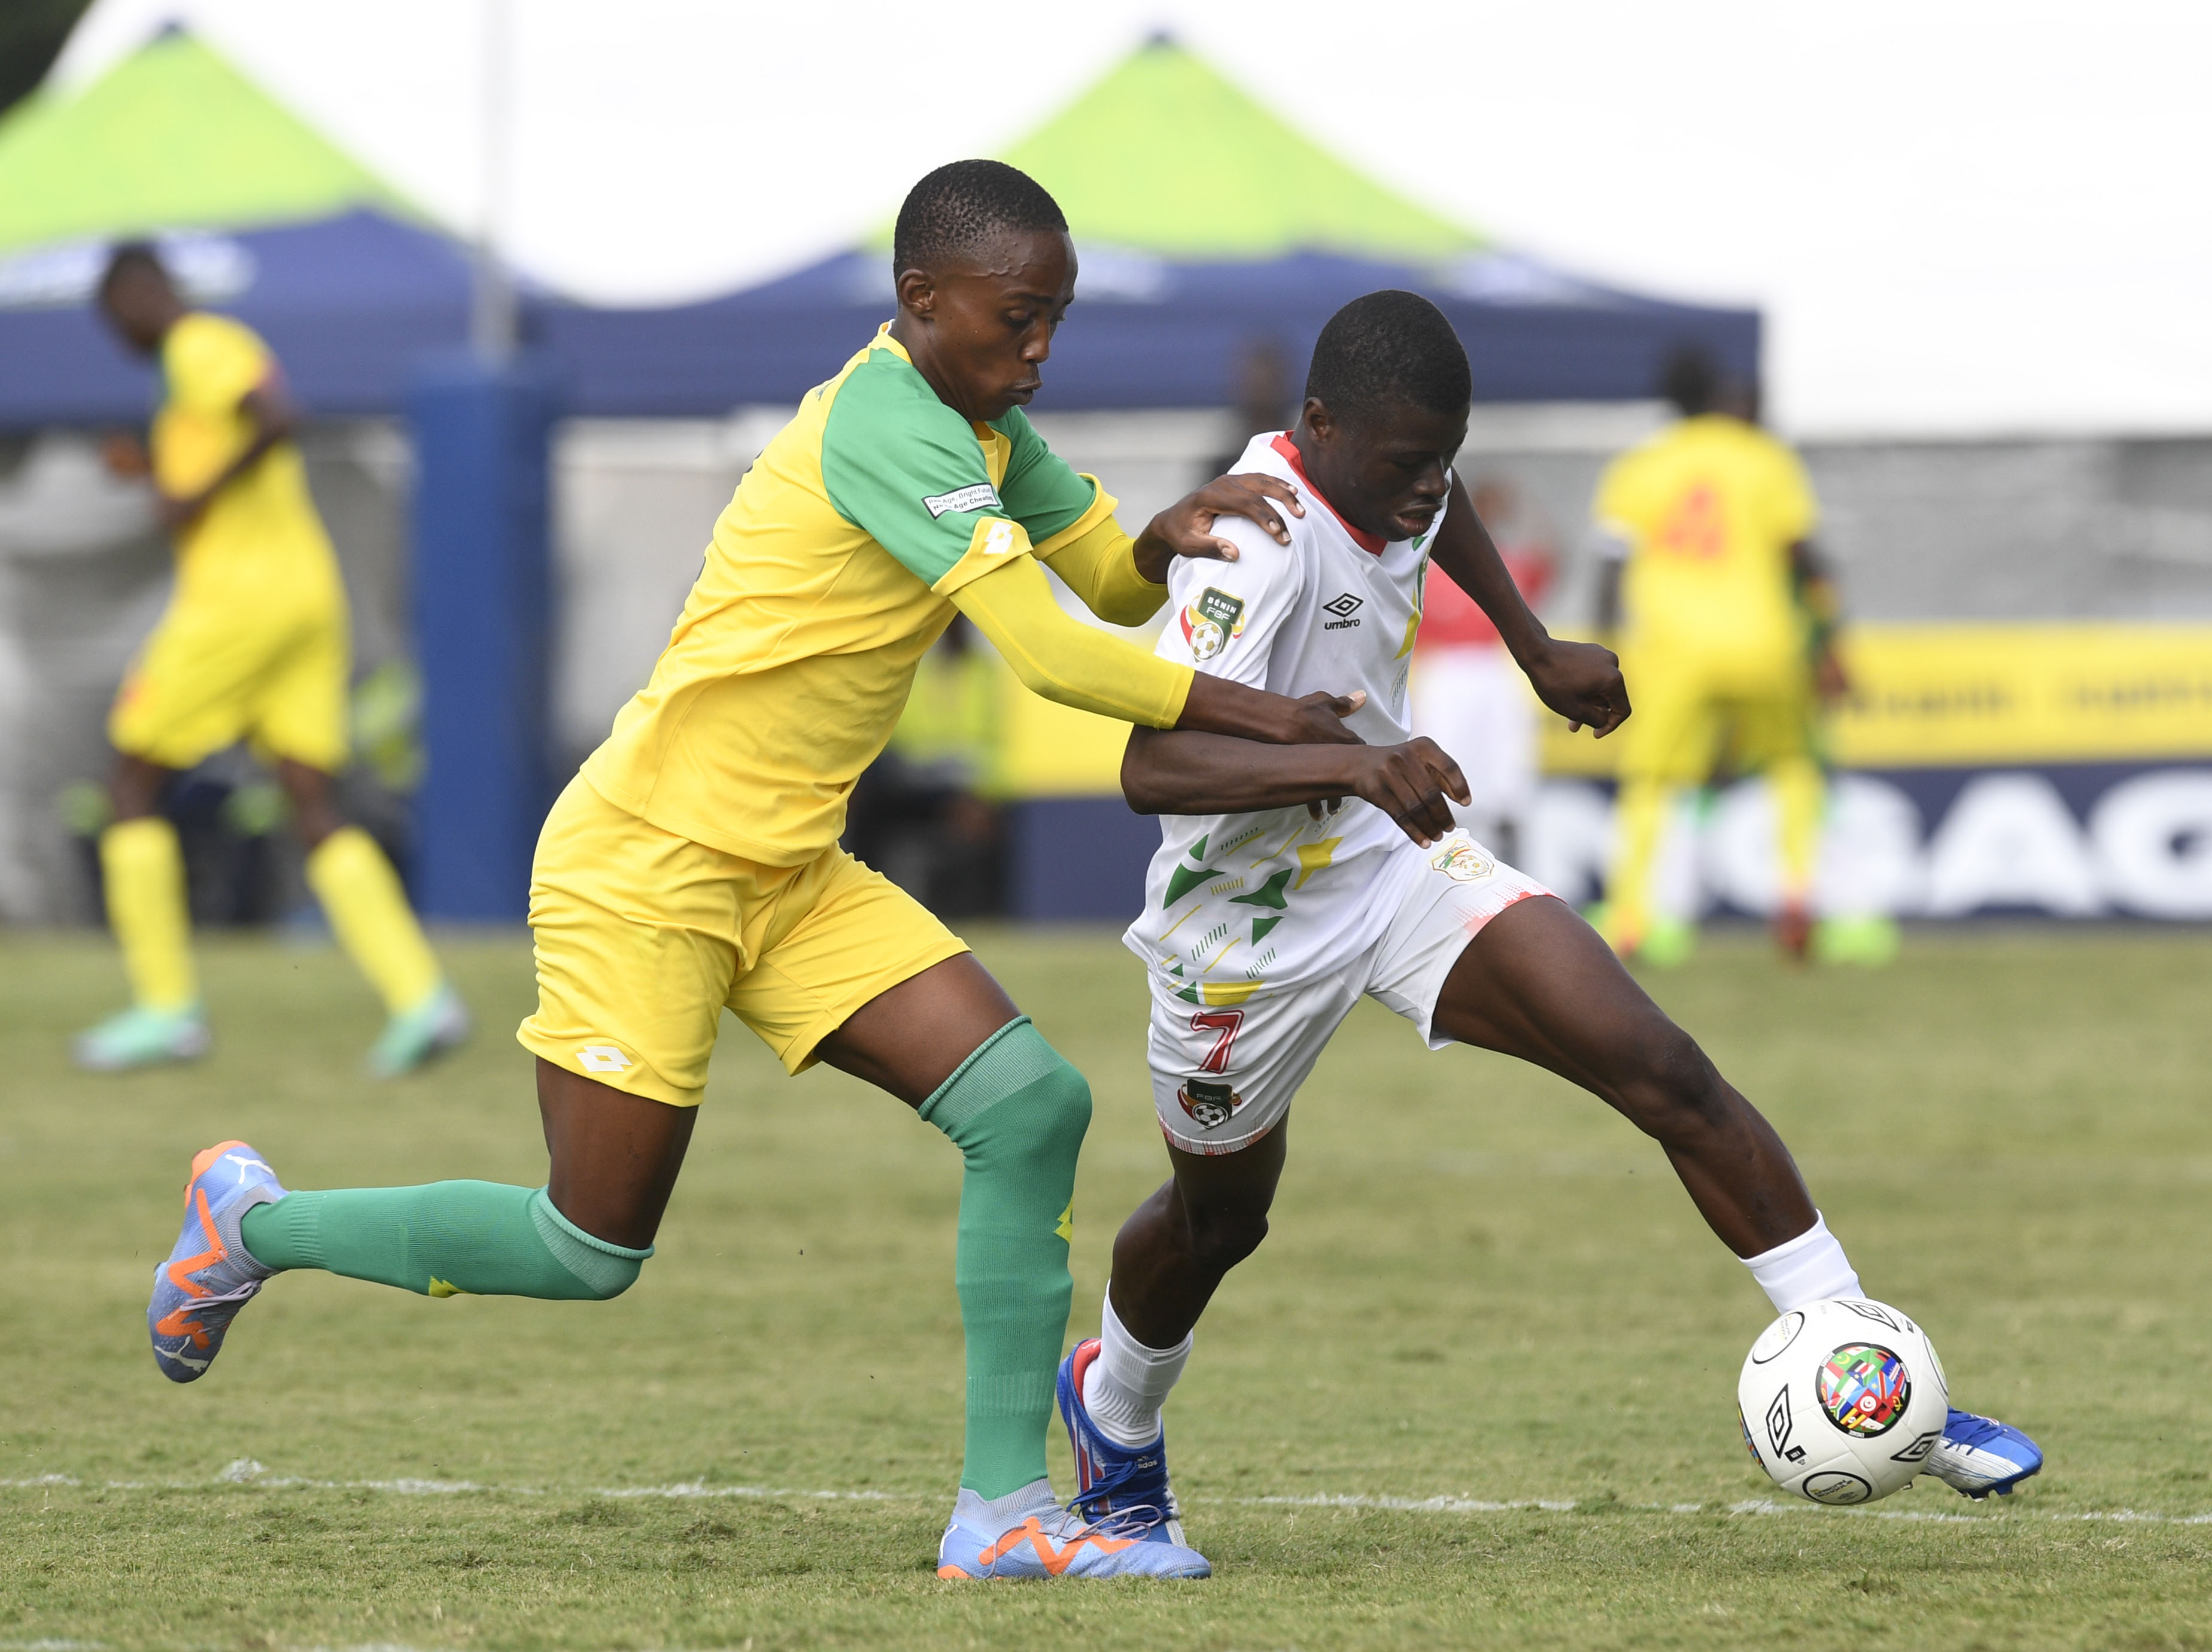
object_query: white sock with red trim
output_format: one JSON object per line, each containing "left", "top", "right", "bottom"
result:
{"left": 1081, "top": 1288, "right": 1192, "bottom": 1450}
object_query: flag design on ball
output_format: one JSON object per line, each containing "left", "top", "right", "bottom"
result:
{"left": 1816, "top": 1344, "right": 1911, "bottom": 1437}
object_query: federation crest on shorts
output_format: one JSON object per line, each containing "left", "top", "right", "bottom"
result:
{"left": 1178, "top": 587, "right": 1247, "bottom": 662}
{"left": 1429, "top": 839, "right": 1495, "bottom": 883}
{"left": 1177, "top": 1077, "right": 1245, "bottom": 1130}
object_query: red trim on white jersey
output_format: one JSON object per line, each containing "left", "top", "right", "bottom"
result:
{"left": 1270, "top": 432, "right": 1384, "bottom": 556}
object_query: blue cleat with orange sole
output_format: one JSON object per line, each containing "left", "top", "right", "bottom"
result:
{"left": 147, "top": 1140, "right": 285, "bottom": 1383}
{"left": 935, "top": 1486, "right": 1211, "bottom": 1579}
{"left": 1927, "top": 1407, "right": 2044, "bottom": 1498}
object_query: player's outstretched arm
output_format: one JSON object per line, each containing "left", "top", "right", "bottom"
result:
{"left": 952, "top": 557, "right": 1363, "bottom": 746}
{"left": 1432, "top": 473, "right": 1630, "bottom": 737}
{"left": 1120, "top": 722, "right": 1469, "bottom": 848}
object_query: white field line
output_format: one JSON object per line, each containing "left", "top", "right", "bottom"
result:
{"left": 6, "top": 1465, "right": 2211, "bottom": 1525}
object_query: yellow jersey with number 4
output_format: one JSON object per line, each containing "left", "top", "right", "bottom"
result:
{"left": 153, "top": 312, "right": 342, "bottom": 612}
{"left": 1594, "top": 414, "right": 1816, "bottom": 657}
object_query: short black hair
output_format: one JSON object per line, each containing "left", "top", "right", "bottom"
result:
{"left": 893, "top": 160, "right": 1068, "bottom": 277}
{"left": 1660, "top": 344, "right": 1721, "bottom": 416}
{"left": 99, "top": 240, "right": 169, "bottom": 295}
{"left": 1304, "top": 290, "right": 1471, "bottom": 429}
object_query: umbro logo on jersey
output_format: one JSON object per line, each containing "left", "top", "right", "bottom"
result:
{"left": 1322, "top": 592, "right": 1363, "bottom": 630}
{"left": 576, "top": 1043, "right": 632, "bottom": 1074}
{"left": 923, "top": 482, "right": 1001, "bottom": 518}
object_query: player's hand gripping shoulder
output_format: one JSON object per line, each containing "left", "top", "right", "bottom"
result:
{"left": 1131, "top": 473, "right": 1306, "bottom": 583}
{"left": 1123, "top": 719, "right": 1470, "bottom": 848}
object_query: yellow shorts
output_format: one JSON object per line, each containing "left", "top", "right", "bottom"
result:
{"left": 516, "top": 775, "right": 970, "bottom": 1107}
{"left": 1618, "top": 645, "right": 1814, "bottom": 786}
{"left": 110, "top": 593, "right": 350, "bottom": 773}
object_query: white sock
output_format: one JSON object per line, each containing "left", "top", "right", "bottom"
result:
{"left": 1743, "top": 1211, "right": 1863, "bottom": 1314}
{"left": 1081, "top": 1287, "right": 1192, "bottom": 1450}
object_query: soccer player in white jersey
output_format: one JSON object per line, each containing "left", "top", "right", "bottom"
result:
{"left": 1055, "top": 292, "right": 2044, "bottom": 1567}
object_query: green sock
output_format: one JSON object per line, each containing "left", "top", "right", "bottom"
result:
{"left": 918, "top": 1017, "right": 1092, "bottom": 1500}
{"left": 238, "top": 1182, "right": 651, "bottom": 1300}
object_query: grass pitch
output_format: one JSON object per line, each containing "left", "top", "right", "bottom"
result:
{"left": 1, "top": 922, "right": 2208, "bottom": 1650}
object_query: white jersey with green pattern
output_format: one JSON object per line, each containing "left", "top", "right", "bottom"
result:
{"left": 1122, "top": 432, "right": 1451, "bottom": 1008}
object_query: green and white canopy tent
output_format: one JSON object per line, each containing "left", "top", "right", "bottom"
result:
{"left": 535, "top": 35, "right": 1760, "bottom": 414}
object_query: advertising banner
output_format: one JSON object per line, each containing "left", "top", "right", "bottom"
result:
{"left": 985, "top": 623, "right": 2212, "bottom": 921}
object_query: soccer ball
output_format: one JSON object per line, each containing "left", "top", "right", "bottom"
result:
{"left": 1736, "top": 1298, "right": 1950, "bottom": 1505}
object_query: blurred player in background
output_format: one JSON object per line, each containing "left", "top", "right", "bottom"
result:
{"left": 82, "top": 245, "right": 466, "bottom": 1074}
{"left": 1591, "top": 348, "right": 1849, "bottom": 965}
{"left": 1409, "top": 476, "right": 1555, "bottom": 863}
{"left": 145, "top": 162, "right": 1383, "bottom": 1585}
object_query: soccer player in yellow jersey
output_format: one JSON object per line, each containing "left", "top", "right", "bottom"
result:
{"left": 1593, "top": 350, "right": 1848, "bottom": 964}
{"left": 141, "top": 162, "right": 1464, "bottom": 1580}
{"left": 83, "top": 245, "right": 466, "bottom": 1075}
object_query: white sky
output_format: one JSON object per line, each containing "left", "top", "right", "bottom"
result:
{"left": 53, "top": 0, "right": 2212, "bottom": 436}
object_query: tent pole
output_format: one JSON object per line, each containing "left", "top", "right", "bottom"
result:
{"left": 470, "top": 0, "right": 516, "bottom": 362}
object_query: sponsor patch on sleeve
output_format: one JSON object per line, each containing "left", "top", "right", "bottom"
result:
{"left": 922, "top": 482, "right": 1001, "bottom": 518}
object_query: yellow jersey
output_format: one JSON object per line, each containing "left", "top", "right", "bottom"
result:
{"left": 582, "top": 326, "right": 1119, "bottom": 866}
{"left": 153, "top": 312, "right": 341, "bottom": 610}
{"left": 1593, "top": 414, "right": 1817, "bottom": 655}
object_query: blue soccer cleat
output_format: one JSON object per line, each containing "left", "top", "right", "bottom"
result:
{"left": 1926, "top": 1407, "right": 2044, "bottom": 1498}
{"left": 1053, "top": 1338, "right": 1211, "bottom": 1573}
{"left": 935, "top": 1488, "right": 1210, "bottom": 1580}
{"left": 148, "top": 1140, "right": 285, "bottom": 1383}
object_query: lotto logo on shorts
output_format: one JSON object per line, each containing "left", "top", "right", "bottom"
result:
{"left": 1178, "top": 1078, "right": 1245, "bottom": 1131}
{"left": 576, "top": 1043, "right": 633, "bottom": 1074}
{"left": 1430, "top": 840, "right": 1495, "bottom": 883}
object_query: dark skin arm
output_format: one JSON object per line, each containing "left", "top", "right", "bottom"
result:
{"left": 1791, "top": 540, "right": 1851, "bottom": 702}
{"left": 1433, "top": 473, "right": 1628, "bottom": 736}
{"left": 156, "top": 376, "right": 297, "bottom": 532}
{"left": 1123, "top": 711, "right": 1469, "bottom": 848}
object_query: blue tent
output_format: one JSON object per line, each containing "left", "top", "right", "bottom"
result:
{"left": 536, "top": 244, "right": 1757, "bottom": 418}
{"left": 0, "top": 208, "right": 473, "bottom": 429}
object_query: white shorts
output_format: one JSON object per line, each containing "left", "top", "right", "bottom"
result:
{"left": 1147, "top": 831, "right": 1552, "bottom": 1155}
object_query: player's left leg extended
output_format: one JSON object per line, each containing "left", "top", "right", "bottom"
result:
{"left": 1432, "top": 893, "right": 2041, "bottom": 1496}
{"left": 278, "top": 761, "right": 467, "bottom": 1076}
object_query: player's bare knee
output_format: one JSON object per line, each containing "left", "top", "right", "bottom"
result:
{"left": 1186, "top": 1201, "right": 1269, "bottom": 1276}
{"left": 1620, "top": 1024, "right": 1730, "bottom": 1142}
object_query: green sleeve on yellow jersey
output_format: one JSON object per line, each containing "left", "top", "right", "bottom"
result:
{"left": 819, "top": 348, "right": 1026, "bottom": 591}
{"left": 990, "top": 406, "right": 1105, "bottom": 544}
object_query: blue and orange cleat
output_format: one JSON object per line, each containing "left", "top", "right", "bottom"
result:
{"left": 1052, "top": 1338, "right": 1210, "bottom": 1573}
{"left": 147, "top": 1140, "right": 285, "bottom": 1383}
{"left": 1927, "top": 1407, "right": 2043, "bottom": 1498}
{"left": 935, "top": 1487, "right": 1210, "bottom": 1580}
